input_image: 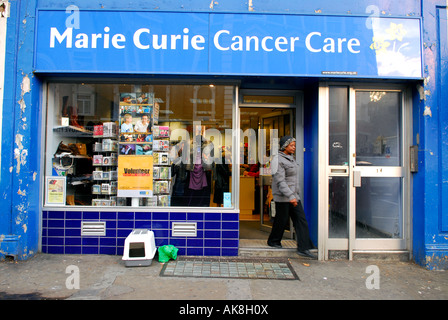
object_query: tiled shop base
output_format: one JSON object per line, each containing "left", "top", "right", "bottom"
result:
{"left": 160, "top": 257, "right": 299, "bottom": 280}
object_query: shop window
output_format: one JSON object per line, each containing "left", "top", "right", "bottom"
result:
{"left": 45, "top": 83, "right": 234, "bottom": 208}
{"left": 75, "top": 93, "right": 95, "bottom": 116}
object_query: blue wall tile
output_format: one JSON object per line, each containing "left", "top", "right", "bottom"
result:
{"left": 48, "top": 211, "right": 64, "bottom": 219}
{"left": 82, "top": 237, "right": 99, "bottom": 246}
{"left": 170, "top": 238, "right": 186, "bottom": 247}
{"left": 100, "top": 238, "right": 116, "bottom": 246}
{"left": 66, "top": 211, "right": 82, "bottom": 219}
{"left": 204, "top": 239, "right": 221, "bottom": 247}
{"left": 118, "top": 220, "right": 134, "bottom": 229}
{"left": 100, "top": 247, "right": 116, "bottom": 255}
{"left": 47, "top": 237, "right": 64, "bottom": 246}
{"left": 187, "top": 212, "right": 203, "bottom": 220}
{"left": 205, "top": 221, "right": 221, "bottom": 230}
{"left": 100, "top": 211, "right": 117, "bottom": 220}
{"left": 221, "top": 248, "right": 238, "bottom": 256}
{"left": 135, "top": 212, "right": 151, "bottom": 220}
{"left": 187, "top": 238, "right": 204, "bottom": 247}
{"left": 47, "top": 246, "right": 64, "bottom": 254}
{"left": 82, "top": 247, "right": 99, "bottom": 254}
{"left": 205, "top": 248, "right": 221, "bottom": 256}
{"left": 105, "top": 220, "right": 117, "bottom": 229}
{"left": 204, "top": 230, "right": 221, "bottom": 238}
{"left": 152, "top": 221, "right": 169, "bottom": 229}
{"left": 135, "top": 220, "right": 152, "bottom": 229}
{"left": 117, "top": 229, "right": 133, "bottom": 238}
{"left": 153, "top": 212, "right": 169, "bottom": 220}
{"left": 205, "top": 212, "right": 221, "bottom": 221}
{"left": 83, "top": 211, "right": 99, "bottom": 220}
{"left": 47, "top": 228, "right": 64, "bottom": 237}
{"left": 170, "top": 212, "right": 186, "bottom": 221}
{"left": 222, "top": 212, "right": 239, "bottom": 221}
{"left": 48, "top": 220, "right": 64, "bottom": 228}
{"left": 222, "top": 221, "right": 238, "bottom": 230}
{"left": 65, "top": 220, "right": 81, "bottom": 228}
{"left": 65, "top": 228, "right": 81, "bottom": 237}
{"left": 42, "top": 210, "right": 240, "bottom": 257}
{"left": 177, "top": 247, "right": 186, "bottom": 256}
{"left": 222, "top": 239, "right": 239, "bottom": 248}
{"left": 65, "top": 246, "right": 82, "bottom": 254}
{"left": 187, "top": 247, "right": 204, "bottom": 256}
{"left": 65, "top": 237, "right": 81, "bottom": 246}
{"left": 118, "top": 212, "right": 134, "bottom": 220}
{"left": 222, "top": 230, "right": 239, "bottom": 239}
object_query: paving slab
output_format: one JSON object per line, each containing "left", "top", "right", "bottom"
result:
{"left": 0, "top": 253, "right": 447, "bottom": 301}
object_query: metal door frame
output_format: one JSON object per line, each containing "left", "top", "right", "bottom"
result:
{"left": 237, "top": 89, "right": 304, "bottom": 237}
{"left": 318, "top": 82, "right": 412, "bottom": 260}
{"left": 259, "top": 109, "right": 294, "bottom": 235}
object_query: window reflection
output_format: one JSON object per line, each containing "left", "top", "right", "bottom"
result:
{"left": 46, "top": 83, "right": 234, "bottom": 208}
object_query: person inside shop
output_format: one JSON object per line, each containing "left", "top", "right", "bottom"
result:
{"left": 171, "top": 140, "right": 189, "bottom": 206}
{"left": 267, "top": 135, "right": 317, "bottom": 259}
{"left": 121, "top": 113, "right": 134, "bottom": 133}
{"left": 213, "top": 146, "right": 231, "bottom": 207}
{"left": 185, "top": 129, "right": 213, "bottom": 207}
{"left": 134, "top": 114, "right": 150, "bottom": 133}
{"left": 242, "top": 160, "right": 260, "bottom": 214}
{"left": 243, "top": 162, "right": 260, "bottom": 177}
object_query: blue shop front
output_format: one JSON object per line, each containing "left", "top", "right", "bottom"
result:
{"left": 6, "top": 2, "right": 447, "bottom": 268}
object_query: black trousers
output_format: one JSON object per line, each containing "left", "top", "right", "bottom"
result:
{"left": 268, "top": 201, "right": 315, "bottom": 251}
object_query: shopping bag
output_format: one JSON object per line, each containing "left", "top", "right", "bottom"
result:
{"left": 158, "top": 245, "right": 179, "bottom": 263}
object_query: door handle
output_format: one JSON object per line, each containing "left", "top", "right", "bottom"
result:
{"left": 353, "top": 170, "right": 361, "bottom": 187}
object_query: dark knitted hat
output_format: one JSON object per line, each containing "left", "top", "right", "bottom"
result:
{"left": 279, "top": 135, "right": 295, "bottom": 151}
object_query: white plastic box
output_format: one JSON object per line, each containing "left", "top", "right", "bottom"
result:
{"left": 122, "top": 229, "right": 156, "bottom": 267}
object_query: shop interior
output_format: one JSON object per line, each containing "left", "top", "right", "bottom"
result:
{"left": 238, "top": 107, "right": 296, "bottom": 240}
{"left": 45, "top": 82, "right": 299, "bottom": 241}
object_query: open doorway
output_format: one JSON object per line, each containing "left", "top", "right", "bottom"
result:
{"left": 238, "top": 88, "right": 303, "bottom": 244}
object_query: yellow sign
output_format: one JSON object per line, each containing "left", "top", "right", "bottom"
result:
{"left": 117, "top": 155, "right": 153, "bottom": 197}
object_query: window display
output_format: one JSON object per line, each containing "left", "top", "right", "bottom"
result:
{"left": 45, "top": 83, "right": 235, "bottom": 208}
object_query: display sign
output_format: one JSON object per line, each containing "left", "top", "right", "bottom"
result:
{"left": 117, "top": 92, "right": 172, "bottom": 205}
{"left": 117, "top": 155, "right": 154, "bottom": 198}
{"left": 35, "top": 10, "right": 422, "bottom": 79}
{"left": 45, "top": 176, "right": 66, "bottom": 206}
{"left": 117, "top": 93, "right": 155, "bottom": 198}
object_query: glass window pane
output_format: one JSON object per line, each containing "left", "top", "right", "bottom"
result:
{"left": 46, "top": 83, "right": 234, "bottom": 208}
{"left": 329, "top": 176, "right": 348, "bottom": 238}
{"left": 356, "top": 91, "right": 402, "bottom": 166}
{"left": 356, "top": 177, "right": 403, "bottom": 239}
{"left": 329, "top": 87, "right": 349, "bottom": 166}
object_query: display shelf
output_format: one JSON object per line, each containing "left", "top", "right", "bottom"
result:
{"left": 91, "top": 122, "right": 118, "bottom": 206}
{"left": 53, "top": 125, "right": 93, "bottom": 137}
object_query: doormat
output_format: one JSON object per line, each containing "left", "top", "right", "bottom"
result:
{"left": 159, "top": 257, "right": 299, "bottom": 280}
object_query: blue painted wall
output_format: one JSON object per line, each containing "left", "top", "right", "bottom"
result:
{"left": 35, "top": 0, "right": 422, "bottom": 16}
{"left": 412, "top": 0, "right": 448, "bottom": 270}
{"left": 1, "top": 0, "right": 41, "bottom": 260}
{"left": 1, "top": 0, "right": 447, "bottom": 269}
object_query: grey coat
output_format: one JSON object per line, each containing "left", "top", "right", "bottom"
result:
{"left": 271, "top": 151, "right": 301, "bottom": 203}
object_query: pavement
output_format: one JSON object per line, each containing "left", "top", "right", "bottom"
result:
{"left": 0, "top": 253, "right": 447, "bottom": 302}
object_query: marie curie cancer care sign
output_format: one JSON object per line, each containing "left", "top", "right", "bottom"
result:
{"left": 35, "top": 10, "right": 422, "bottom": 78}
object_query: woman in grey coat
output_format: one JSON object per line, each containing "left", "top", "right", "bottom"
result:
{"left": 267, "top": 135, "right": 316, "bottom": 259}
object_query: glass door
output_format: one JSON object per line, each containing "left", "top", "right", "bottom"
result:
{"left": 352, "top": 90, "right": 406, "bottom": 251}
{"left": 238, "top": 90, "right": 302, "bottom": 241}
{"left": 239, "top": 108, "right": 294, "bottom": 229}
{"left": 260, "top": 110, "right": 294, "bottom": 235}
{"left": 323, "top": 85, "right": 409, "bottom": 260}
